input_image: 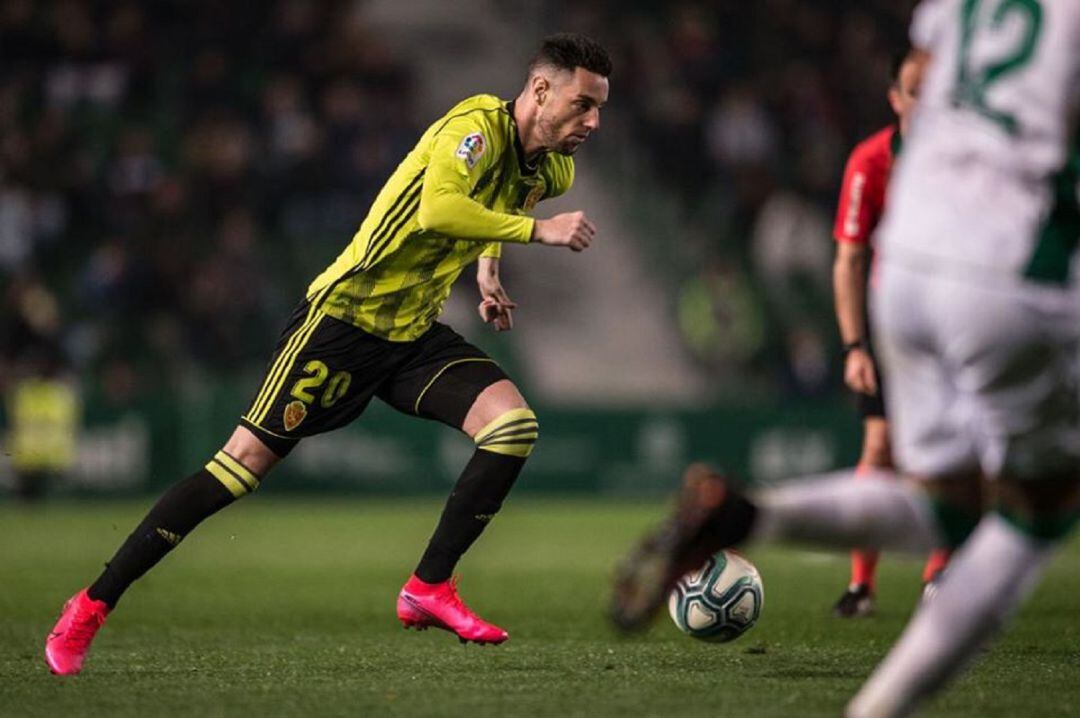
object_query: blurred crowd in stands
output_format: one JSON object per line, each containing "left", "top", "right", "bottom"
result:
{"left": 0, "top": 0, "right": 418, "bottom": 407}
{"left": 551, "top": 0, "right": 915, "bottom": 396}
{"left": 2, "top": 0, "right": 917, "bottom": 410}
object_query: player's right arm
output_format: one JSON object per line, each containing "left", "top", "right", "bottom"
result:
{"left": 418, "top": 116, "right": 595, "bottom": 251}
{"left": 531, "top": 211, "right": 596, "bottom": 251}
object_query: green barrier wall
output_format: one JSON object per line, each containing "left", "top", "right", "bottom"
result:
{"left": 55, "top": 382, "right": 863, "bottom": 496}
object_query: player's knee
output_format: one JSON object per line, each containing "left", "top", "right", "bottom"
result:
{"left": 473, "top": 407, "right": 539, "bottom": 459}
{"left": 225, "top": 425, "right": 283, "bottom": 473}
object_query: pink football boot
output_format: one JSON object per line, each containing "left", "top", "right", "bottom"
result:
{"left": 397, "top": 575, "right": 508, "bottom": 645}
{"left": 45, "top": 589, "right": 110, "bottom": 675}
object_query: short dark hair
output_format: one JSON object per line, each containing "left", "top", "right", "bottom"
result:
{"left": 890, "top": 45, "right": 915, "bottom": 83}
{"left": 529, "top": 33, "right": 612, "bottom": 78}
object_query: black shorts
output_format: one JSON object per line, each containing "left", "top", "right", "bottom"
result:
{"left": 240, "top": 300, "right": 508, "bottom": 457}
{"left": 855, "top": 347, "right": 886, "bottom": 419}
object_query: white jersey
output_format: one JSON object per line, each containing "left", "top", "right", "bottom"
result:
{"left": 878, "top": 0, "right": 1080, "bottom": 284}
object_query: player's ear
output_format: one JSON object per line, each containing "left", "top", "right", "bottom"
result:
{"left": 887, "top": 85, "right": 903, "bottom": 116}
{"left": 532, "top": 74, "right": 549, "bottom": 106}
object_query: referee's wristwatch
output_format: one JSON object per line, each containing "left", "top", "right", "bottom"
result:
{"left": 842, "top": 339, "right": 867, "bottom": 356}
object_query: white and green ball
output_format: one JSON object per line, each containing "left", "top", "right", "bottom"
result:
{"left": 668, "top": 550, "right": 763, "bottom": 642}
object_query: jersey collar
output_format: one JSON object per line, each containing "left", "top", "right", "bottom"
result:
{"left": 506, "top": 100, "right": 543, "bottom": 176}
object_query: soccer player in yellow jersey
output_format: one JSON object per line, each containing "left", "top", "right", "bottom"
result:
{"left": 45, "top": 34, "right": 612, "bottom": 674}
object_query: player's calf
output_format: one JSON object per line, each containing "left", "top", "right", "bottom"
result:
{"left": 46, "top": 439, "right": 269, "bottom": 674}
{"left": 87, "top": 453, "right": 261, "bottom": 608}
{"left": 414, "top": 406, "right": 539, "bottom": 584}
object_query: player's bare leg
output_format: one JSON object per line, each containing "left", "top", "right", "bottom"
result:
{"left": 45, "top": 426, "right": 278, "bottom": 675}
{"left": 398, "top": 379, "right": 536, "bottom": 645}
{"left": 611, "top": 464, "right": 972, "bottom": 633}
{"left": 611, "top": 456, "right": 1042, "bottom": 718}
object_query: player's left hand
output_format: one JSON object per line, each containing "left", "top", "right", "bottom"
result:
{"left": 478, "top": 296, "right": 515, "bottom": 331}
{"left": 477, "top": 284, "right": 516, "bottom": 332}
{"left": 477, "top": 256, "right": 515, "bottom": 331}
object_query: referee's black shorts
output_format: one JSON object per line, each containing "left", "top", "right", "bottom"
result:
{"left": 855, "top": 344, "right": 886, "bottom": 419}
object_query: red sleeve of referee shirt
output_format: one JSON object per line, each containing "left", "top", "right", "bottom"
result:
{"left": 833, "top": 126, "right": 895, "bottom": 246}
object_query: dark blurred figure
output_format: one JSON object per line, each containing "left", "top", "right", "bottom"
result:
{"left": 1, "top": 273, "right": 79, "bottom": 500}
{"left": 0, "top": 0, "right": 420, "bottom": 392}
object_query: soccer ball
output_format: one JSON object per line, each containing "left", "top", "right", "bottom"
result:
{"left": 668, "top": 550, "right": 764, "bottom": 642}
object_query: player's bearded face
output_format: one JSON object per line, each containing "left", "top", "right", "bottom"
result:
{"left": 540, "top": 68, "right": 609, "bottom": 155}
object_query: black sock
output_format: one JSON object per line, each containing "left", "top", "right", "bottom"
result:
{"left": 87, "top": 468, "right": 236, "bottom": 608}
{"left": 415, "top": 450, "right": 526, "bottom": 584}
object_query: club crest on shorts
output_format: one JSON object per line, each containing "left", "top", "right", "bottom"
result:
{"left": 455, "top": 132, "right": 486, "bottom": 169}
{"left": 283, "top": 400, "right": 307, "bottom": 432}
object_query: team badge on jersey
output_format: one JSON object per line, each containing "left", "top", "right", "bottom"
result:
{"left": 522, "top": 184, "right": 544, "bottom": 212}
{"left": 283, "top": 400, "right": 307, "bottom": 432}
{"left": 455, "top": 132, "right": 486, "bottom": 169}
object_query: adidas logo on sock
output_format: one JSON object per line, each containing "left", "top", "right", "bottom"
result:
{"left": 155, "top": 528, "right": 182, "bottom": 546}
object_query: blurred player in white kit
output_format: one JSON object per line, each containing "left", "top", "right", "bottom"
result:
{"left": 613, "top": 2, "right": 1080, "bottom": 715}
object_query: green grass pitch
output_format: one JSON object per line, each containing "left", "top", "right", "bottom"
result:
{"left": 2, "top": 498, "right": 1079, "bottom": 717}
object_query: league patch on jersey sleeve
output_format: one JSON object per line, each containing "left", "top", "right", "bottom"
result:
{"left": 455, "top": 132, "right": 487, "bottom": 170}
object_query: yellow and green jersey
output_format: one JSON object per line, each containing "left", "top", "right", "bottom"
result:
{"left": 306, "top": 94, "right": 575, "bottom": 341}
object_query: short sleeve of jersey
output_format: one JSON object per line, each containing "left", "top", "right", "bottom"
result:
{"left": 833, "top": 145, "right": 885, "bottom": 245}
{"left": 910, "top": 0, "right": 950, "bottom": 52}
{"left": 542, "top": 155, "right": 575, "bottom": 200}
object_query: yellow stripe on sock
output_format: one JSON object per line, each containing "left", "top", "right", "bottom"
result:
{"left": 215, "top": 451, "right": 259, "bottom": 491}
{"left": 206, "top": 459, "right": 249, "bottom": 498}
{"left": 479, "top": 426, "right": 539, "bottom": 444}
{"left": 478, "top": 441, "right": 536, "bottom": 458}
{"left": 474, "top": 408, "right": 537, "bottom": 445}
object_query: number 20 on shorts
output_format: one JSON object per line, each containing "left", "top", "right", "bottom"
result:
{"left": 290, "top": 361, "right": 352, "bottom": 408}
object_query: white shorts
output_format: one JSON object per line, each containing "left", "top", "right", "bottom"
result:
{"left": 872, "top": 260, "right": 1080, "bottom": 481}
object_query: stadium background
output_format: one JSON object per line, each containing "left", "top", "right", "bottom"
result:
{"left": 0, "top": 0, "right": 916, "bottom": 497}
